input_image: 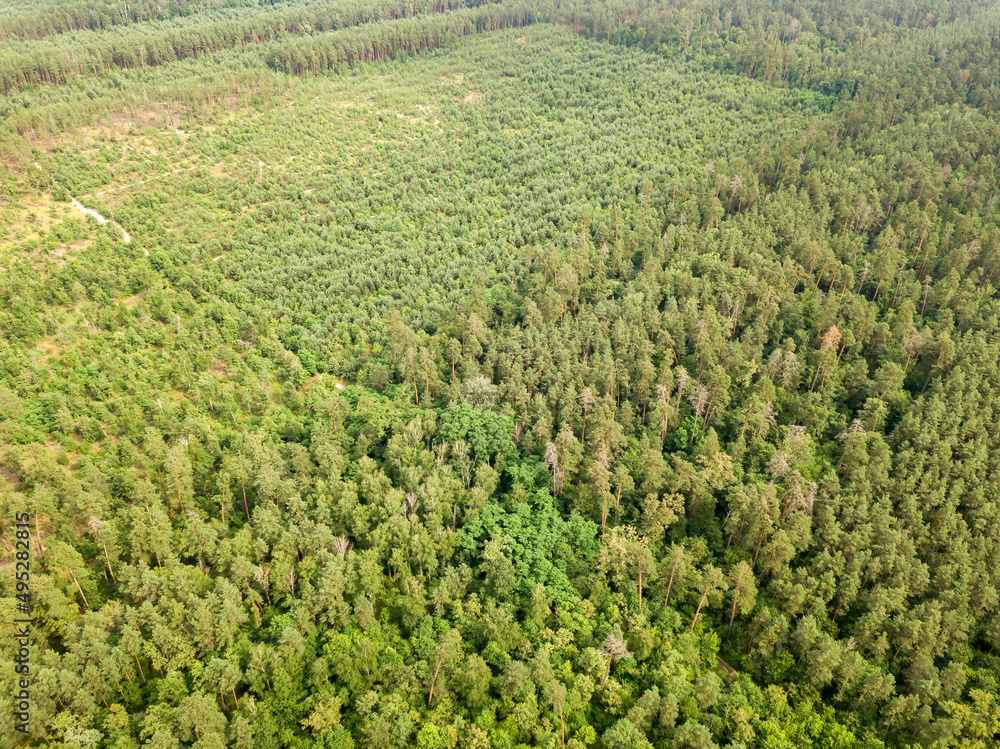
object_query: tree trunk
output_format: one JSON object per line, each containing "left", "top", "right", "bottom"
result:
{"left": 102, "top": 539, "right": 116, "bottom": 582}
{"left": 34, "top": 513, "right": 45, "bottom": 554}
{"left": 752, "top": 529, "right": 766, "bottom": 567}
{"left": 600, "top": 660, "right": 612, "bottom": 693}
{"left": 664, "top": 561, "right": 677, "bottom": 605}
{"left": 68, "top": 568, "right": 90, "bottom": 608}
{"left": 428, "top": 656, "right": 444, "bottom": 707}
{"left": 637, "top": 559, "right": 643, "bottom": 611}
{"left": 690, "top": 589, "right": 710, "bottom": 632}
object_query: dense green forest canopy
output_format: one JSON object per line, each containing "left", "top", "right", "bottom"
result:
{"left": 3, "top": 1, "right": 1000, "bottom": 748}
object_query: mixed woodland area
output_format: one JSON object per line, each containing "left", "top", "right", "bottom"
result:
{"left": 3, "top": 0, "right": 1000, "bottom": 747}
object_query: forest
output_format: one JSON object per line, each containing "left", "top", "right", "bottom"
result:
{"left": 2, "top": 0, "right": 1000, "bottom": 747}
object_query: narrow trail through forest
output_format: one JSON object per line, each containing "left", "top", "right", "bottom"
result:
{"left": 83, "top": 157, "right": 205, "bottom": 198}
{"left": 35, "top": 163, "right": 137, "bottom": 250}
{"left": 80, "top": 153, "right": 288, "bottom": 201}
{"left": 36, "top": 147, "right": 305, "bottom": 262}
{"left": 69, "top": 197, "right": 133, "bottom": 245}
